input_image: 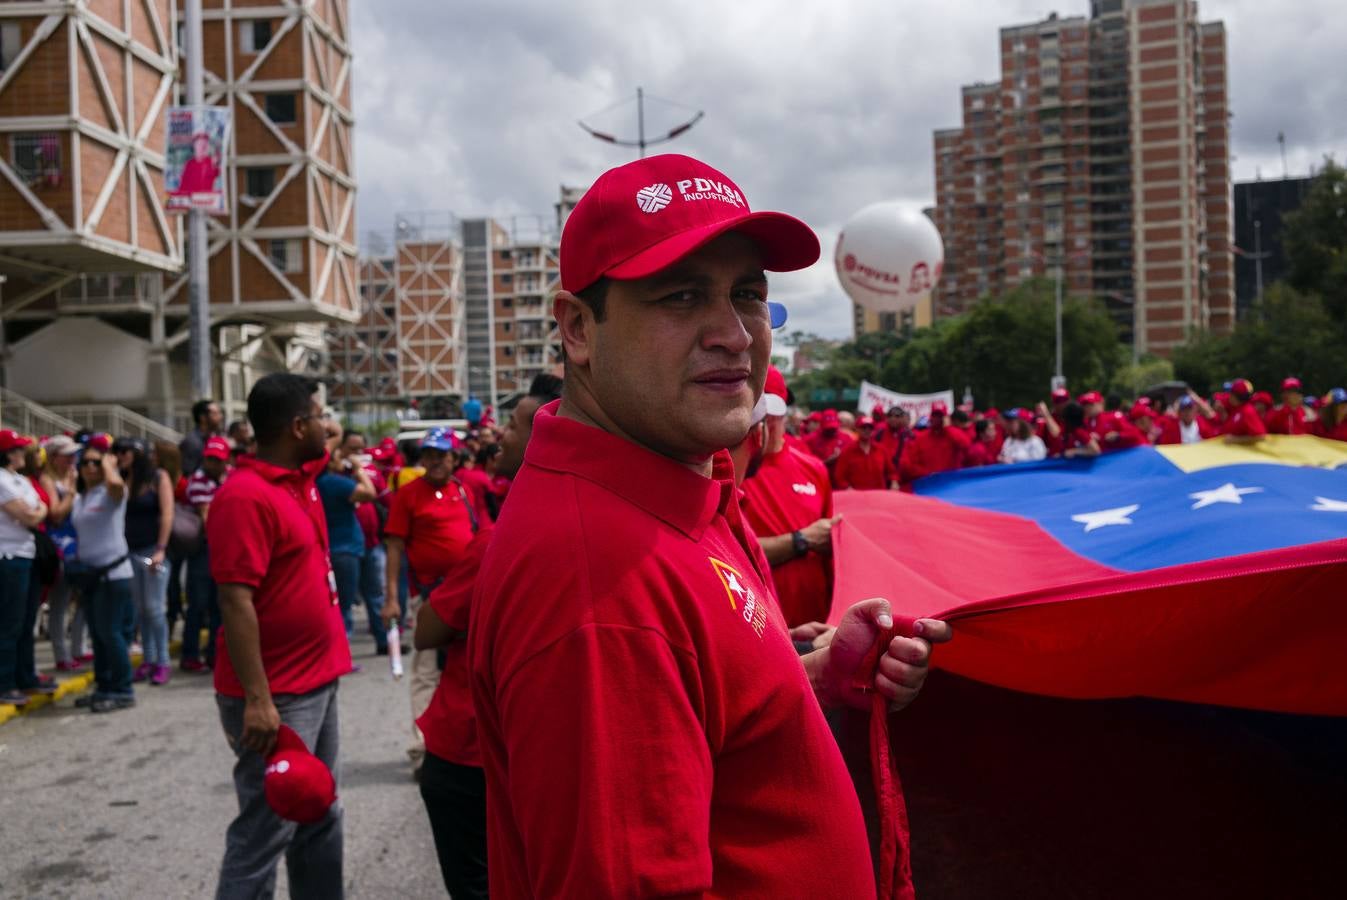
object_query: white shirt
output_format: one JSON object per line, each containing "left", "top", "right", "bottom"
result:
{"left": 72, "top": 484, "right": 133, "bottom": 580}
{"left": 0, "top": 468, "right": 40, "bottom": 559}
{"left": 1179, "top": 419, "right": 1202, "bottom": 444}
{"left": 999, "top": 435, "right": 1048, "bottom": 464}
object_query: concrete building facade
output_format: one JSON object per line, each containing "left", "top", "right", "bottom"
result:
{"left": 932, "top": 0, "right": 1233, "bottom": 356}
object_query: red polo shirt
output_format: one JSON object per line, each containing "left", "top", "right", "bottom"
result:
{"left": 469, "top": 406, "right": 874, "bottom": 899}
{"left": 385, "top": 475, "right": 477, "bottom": 585}
{"left": 1223, "top": 404, "right": 1268, "bottom": 437}
{"left": 834, "top": 440, "right": 897, "bottom": 490}
{"left": 207, "top": 455, "right": 351, "bottom": 698}
{"left": 1266, "top": 404, "right": 1310, "bottom": 435}
{"left": 418, "top": 526, "right": 492, "bottom": 768}
{"left": 741, "top": 446, "right": 833, "bottom": 627}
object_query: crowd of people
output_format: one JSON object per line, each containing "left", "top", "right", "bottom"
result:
{"left": 792, "top": 376, "right": 1347, "bottom": 491}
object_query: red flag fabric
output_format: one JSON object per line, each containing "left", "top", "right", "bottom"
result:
{"left": 830, "top": 490, "right": 1347, "bottom": 716}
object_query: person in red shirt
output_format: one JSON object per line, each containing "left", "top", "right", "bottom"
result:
{"left": 1157, "top": 395, "right": 1217, "bottom": 444}
{"left": 1127, "top": 401, "right": 1161, "bottom": 445}
{"left": 834, "top": 416, "right": 898, "bottom": 490}
{"left": 805, "top": 408, "right": 853, "bottom": 478}
{"left": 207, "top": 374, "right": 348, "bottom": 897}
{"left": 173, "top": 132, "right": 220, "bottom": 196}
{"left": 381, "top": 426, "right": 479, "bottom": 778}
{"left": 1267, "top": 377, "right": 1315, "bottom": 435}
{"left": 1222, "top": 378, "right": 1268, "bottom": 440}
{"left": 742, "top": 384, "right": 839, "bottom": 628}
{"left": 469, "top": 153, "right": 951, "bottom": 899}
{"left": 964, "top": 418, "right": 999, "bottom": 466}
{"left": 1317, "top": 388, "right": 1347, "bottom": 441}
{"left": 900, "top": 401, "right": 969, "bottom": 482}
{"left": 413, "top": 374, "right": 564, "bottom": 900}
{"left": 877, "top": 406, "right": 912, "bottom": 466}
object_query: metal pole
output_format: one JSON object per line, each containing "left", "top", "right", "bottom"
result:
{"left": 1254, "top": 219, "right": 1264, "bottom": 303}
{"left": 1054, "top": 261, "right": 1064, "bottom": 379}
{"left": 185, "top": 0, "right": 211, "bottom": 402}
{"left": 637, "top": 86, "right": 646, "bottom": 158}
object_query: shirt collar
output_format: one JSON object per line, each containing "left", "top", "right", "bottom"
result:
{"left": 523, "top": 403, "right": 725, "bottom": 540}
{"left": 237, "top": 452, "right": 329, "bottom": 486}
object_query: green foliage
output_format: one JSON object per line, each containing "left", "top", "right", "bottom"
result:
{"left": 1107, "top": 356, "right": 1175, "bottom": 399}
{"left": 1172, "top": 284, "right": 1345, "bottom": 394}
{"left": 1282, "top": 158, "right": 1347, "bottom": 321}
{"left": 788, "top": 279, "right": 1129, "bottom": 409}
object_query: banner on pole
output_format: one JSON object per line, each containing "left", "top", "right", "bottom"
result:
{"left": 165, "top": 106, "right": 231, "bottom": 214}
{"left": 856, "top": 381, "right": 954, "bottom": 420}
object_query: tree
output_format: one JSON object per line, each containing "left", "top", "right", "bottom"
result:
{"left": 1282, "top": 158, "right": 1347, "bottom": 322}
{"left": 1108, "top": 356, "right": 1176, "bottom": 399}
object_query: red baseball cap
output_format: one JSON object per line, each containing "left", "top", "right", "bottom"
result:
{"left": 1128, "top": 402, "right": 1153, "bottom": 421}
{"left": 984, "top": 407, "right": 1000, "bottom": 419}
{"left": 0, "top": 429, "right": 33, "bottom": 452}
{"left": 1077, "top": 391, "right": 1103, "bottom": 406}
{"left": 1050, "top": 388, "right": 1070, "bottom": 403}
{"left": 857, "top": 416, "right": 874, "bottom": 429}
{"left": 764, "top": 365, "right": 789, "bottom": 401}
{"left": 929, "top": 401, "right": 949, "bottom": 418}
{"left": 265, "top": 725, "right": 336, "bottom": 824}
{"left": 203, "top": 435, "right": 231, "bottom": 460}
{"left": 1282, "top": 377, "right": 1303, "bottom": 392}
{"left": 85, "top": 434, "right": 112, "bottom": 452}
{"left": 806, "top": 410, "right": 824, "bottom": 423}
{"left": 559, "top": 154, "right": 820, "bottom": 297}
{"left": 1250, "top": 390, "right": 1274, "bottom": 407}
{"left": 870, "top": 404, "right": 886, "bottom": 419}
{"left": 820, "top": 409, "right": 840, "bottom": 428}
{"left": 1229, "top": 378, "right": 1253, "bottom": 400}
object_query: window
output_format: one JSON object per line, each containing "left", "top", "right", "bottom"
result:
{"left": 244, "top": 167, "right": 274, "bottom": 197}
{"left": 501, "top": 297, "right": 512, "bottom": 308}
{"left": 269, "top": 239, "right": 302, "bottom": 273}
{"left": 0, "top": 23, "right": 20, "bottom": 73}
{"left": 879, "top": 312, "right": 898, "bottom": 332}
{"left": 263, "top": 93, "right": 297, "bottom": 125}
{"left": 500, "top": 273, "right": 512, "bottom": 284}
{"left": 502, "top": 322, "right": 512, "bottom": 333}
{"left": 10, "top": 133, "right": 61, "bottom": 187}
{"left": 240, "top": 20, "right": 272, "bottom": 54}
{"left": 504, "top": 347, "right": 514, "bottom": 357}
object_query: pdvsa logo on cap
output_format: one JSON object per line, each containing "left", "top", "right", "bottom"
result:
{"left": 635, "top": 183, "right": 673, "bottom": 214}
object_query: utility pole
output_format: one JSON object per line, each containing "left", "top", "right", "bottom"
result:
{"left": 1054, "top": 261, "right": 1064, "bottom": 381}
{"left": 579, "top": 88, "right": 704, "bottom": 160}
{"left": 1254, "top": 219, "right": 1265, "bottom": 303}
{"left": 1277, "top": 131, "right": 1288, "bottom": 180}
{"left": 185, "top": 0, "right": 211, "bottom": 402}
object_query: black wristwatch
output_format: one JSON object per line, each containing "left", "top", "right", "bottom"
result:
{"left": 791, "top": 530, "right": 809, "bottom": 557}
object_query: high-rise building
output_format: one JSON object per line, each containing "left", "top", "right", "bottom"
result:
{"left": 0, "top": 0, "right": 356, "bottom": 430}
{"left": 932, "top": 0, "right": 1232, "bottom": 356}
{"left": 1232, "top": 176, "right": 1314, "bottom": 320}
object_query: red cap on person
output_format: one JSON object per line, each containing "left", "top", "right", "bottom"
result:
{"left": 1230, "top": 378, "right": 1254, "bottom": 400}
{"left": 1077, "top": 391, "right": 1103, "bottom": 406}
{"left": 857, "top": 416, "right": 874, "bottom": 429}
{"left": 820, "top": 409, "right": 840, "bottom": 429}
{"left": 203, "top": 435, "right": 231, "bottom": 460}
{"left": 264, "top": 725, "right": 337, "bottom": 824}
{"left": 764, "top": 365, "right": 789, "bottom": 401}
{"left": 870, "top": 404, "right": 885, "bottom": 420}
{"left": 1250, "top": 390, "right": 1274, "bottom": 407}
{"left": 1282, "top": 377, "right": 1303, "bottom": 392}
{"left": 559, "top": 154, "right": 821, "bottom": 294}
{"left": 929, "top": 401, "right": 949, "bottom": 418}
{"left": 0, "top": 429, "right": 34, "bottom": 452}
{"left": 806, "top": 410, "right": 824, "bottom": 423}
{"left": 1213, "top": 391, "right": 1231, "bottom": 409}
{"left": 1128, "top": 402, "right": 1153, "bottom": 421}
{"left": 985, "top": 407, "right": 1000, "bottom": 419}
{"left": 1050, "top": 388, "right": 1070, "bottom": 404}
{"left": 85, "top": 434, "right": 112, "bottom": 452}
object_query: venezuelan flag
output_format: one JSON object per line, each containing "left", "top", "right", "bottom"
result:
{"left": 830, "top": 436, "right": 1347, "bottom": 715}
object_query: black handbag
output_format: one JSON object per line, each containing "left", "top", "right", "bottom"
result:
{"left": 63, "top": 554, "right": 129, "bottom": 594}
{"left": 30, "top": 529, "right": 60, "bottom": 587}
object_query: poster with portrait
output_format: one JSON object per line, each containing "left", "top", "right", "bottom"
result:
{"left": 165, "top": 106, "right": 231, "bottom": 214}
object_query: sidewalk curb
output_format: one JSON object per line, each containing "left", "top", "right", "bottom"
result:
{"left": 0, "top": 638, "right": 188, "bottom": 727}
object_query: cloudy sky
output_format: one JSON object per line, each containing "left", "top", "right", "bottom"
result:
{"left": 349, "top": 0, "right": 1345, "bottom": 339}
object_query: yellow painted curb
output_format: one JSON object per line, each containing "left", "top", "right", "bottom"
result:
{"left": 0, "top": 638, "right": 187, "bottom": 727}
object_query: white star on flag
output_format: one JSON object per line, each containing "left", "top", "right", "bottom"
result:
{"left": 1071, "top": 504, "right": 1140, "bottom": 533}
{"left": 1188, "top": 483, "right": 1264, "bottom": 510}
{"left": 1310, "top": 496, "right": 1347, "bottom": 512}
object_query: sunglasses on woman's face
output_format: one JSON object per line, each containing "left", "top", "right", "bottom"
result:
{"left": 81, "top": 457, "right": 103, "bottom": 467}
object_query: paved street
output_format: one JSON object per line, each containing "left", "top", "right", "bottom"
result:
{"left": 0, "top": 618, "right": 442, "bottom": 899}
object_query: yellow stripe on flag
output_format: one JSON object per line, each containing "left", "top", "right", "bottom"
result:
{"left": 1156, "top": 434, "right": 1347, "bottom": 473}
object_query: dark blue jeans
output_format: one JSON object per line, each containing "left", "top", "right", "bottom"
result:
{"left": 183, "top": 545, "right": 220, "bottom": 665}
{"left": 88, "top": 576, "right": 135, "bottom": 698}
{"left": 0, "top": 556, "right": 34, "bottom": 693}
{"left": 331, "top": 552, "right": 360, "bottom": 638}
{"left": 361, "top": 544, "right": 388, "bottom": 650}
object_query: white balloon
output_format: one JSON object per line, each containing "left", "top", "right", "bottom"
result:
{"left": 834, "top": 203, "right": 945, "bottom": 314}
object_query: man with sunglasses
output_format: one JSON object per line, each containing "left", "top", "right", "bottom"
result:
{"left": 206, "top": 374, "right": 349, "bottom": 898}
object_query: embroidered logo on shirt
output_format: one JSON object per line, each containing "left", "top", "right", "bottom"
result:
{"left": 708, "top": 557, "right": 767, "bottom": 638}
{"left": 792, "top": 482, "right": 817, "bottom": 496}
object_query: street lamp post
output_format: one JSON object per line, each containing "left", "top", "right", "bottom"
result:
{"left": 1054, "top": 262, "right": 1064, "bottom": 381}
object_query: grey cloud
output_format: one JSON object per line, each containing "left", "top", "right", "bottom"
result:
{"left": 352, "top": 0, "right": 1345, "bottom": 338}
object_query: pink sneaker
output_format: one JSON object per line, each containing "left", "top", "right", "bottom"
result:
{"left": 150, "top": 664, "right": 171, "bottom": 686}
{"left": 77, "top": 652, "right": 94, "bottom": 662}
{"left": 132, "top": 662, "right": 153, "bottom": 683}
{"left": 55, "top": 660, "right": 84, "bottom": 672}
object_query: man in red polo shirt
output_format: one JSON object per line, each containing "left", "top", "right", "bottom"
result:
{"left": 470, "top": 154, "right": 951, "bottom": 899}
{"left": 381, "top": 426, "right": 479, "bottom": 778}
{"left": 834, "top": 416, "right": 898, "bottom": 490}
{"left": 1222, "top": 378, "right": 1268, "bottom": 441}
{"left": 208, "top": 374, "right": 349, "bottom": 897}
{"left": 805, "top": 408, "right": 853, "bottom": 478}
{"left": 741, "top": 369, "right": 838, "bottom": 628}
{"left": 899, "top": 401, "right": 968, "bottom": 481}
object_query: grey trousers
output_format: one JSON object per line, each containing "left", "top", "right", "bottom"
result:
{"left": 215, "top": 680, "right": 343, "bottom": 900}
